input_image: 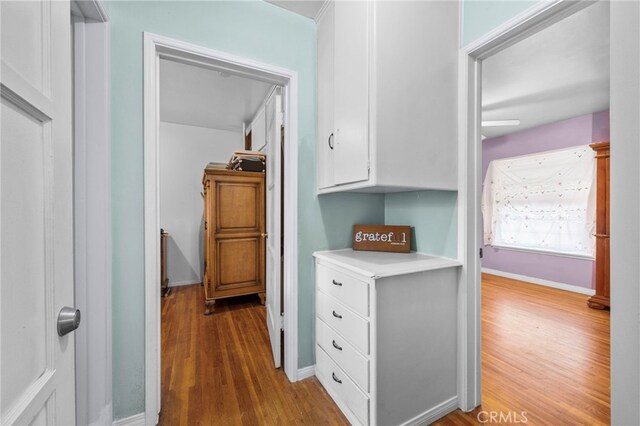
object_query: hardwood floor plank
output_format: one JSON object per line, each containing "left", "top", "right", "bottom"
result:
{"left": 159, "top": 285, "right": 348, "bottom": 426}
{"left": 436, "top": 274, "right": 610, "bottom": 425}
{"left": 162, "top": 274, "right": 608, "bottom": 426}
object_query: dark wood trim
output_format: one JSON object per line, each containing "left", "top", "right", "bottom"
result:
{"left": 244, "top": 130, "right": 252, "bottom": 150}
{"left": 588, "top": 141, "right": 610, "bottom": 310}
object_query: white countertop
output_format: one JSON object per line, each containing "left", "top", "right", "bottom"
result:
{"left": 313, "top": 248, "right": 461, "bottom": 279}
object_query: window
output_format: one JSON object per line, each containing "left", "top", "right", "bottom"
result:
{"left": 482, "top": 145, "right": 596, "bottom": 258}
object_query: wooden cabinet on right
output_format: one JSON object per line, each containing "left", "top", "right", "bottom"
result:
{"left": 588, "top": 141, "right": 610, "bottom": 310}
{"left": 316, "top": 0, "right": 459, "bottom": 194}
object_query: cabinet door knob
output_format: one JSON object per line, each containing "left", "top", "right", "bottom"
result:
{"left": 332, "top": 372, "right": 342, "bottom": 384}
{"left": 332, "top": 310, "right": 342, "bottom": 319}
{"left": 332, "top": 340, "right": 343, "bottom": 351}
{"left": 328, "top": 133, "right": 334, "bottom": 150}
{"left": 332, "top": 279, "right": 342, "bottom": 286}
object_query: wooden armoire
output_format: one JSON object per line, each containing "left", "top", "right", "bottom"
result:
{"left": 588, "top": 141, "right": 610, "bottom": 310}
{"left": 202, "top": 167, "right": 266, "bottom": 314}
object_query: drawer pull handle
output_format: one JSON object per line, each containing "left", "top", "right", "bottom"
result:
{"left": 332, "top": 279, "right": 342, "bottom": 286}
{"left": 332, "top": 340, "right": 343, "bottom": 351}
{"left": 332, "top": 310, "right": 342, "bottom": 319}
{"left": 332, "top": 372, "right": 342, "bottom": 384}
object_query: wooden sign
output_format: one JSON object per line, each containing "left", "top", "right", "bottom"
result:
{"left": 352, "top": 224, "right": 411, "bottom": 253}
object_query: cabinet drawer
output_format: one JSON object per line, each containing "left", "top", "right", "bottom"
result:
{"left": 317, "top": 292, "right": 369, "bottom": 355}
{"left": 317, "top": 318, "right": 369, "bottom": 392}
{"left": 317, "top": 263, "right": 369, "bottom": 317}
{"left": 316, "top": 346, "right": 369, "bottom": 426}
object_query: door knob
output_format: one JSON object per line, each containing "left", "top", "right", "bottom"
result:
{"left": 57, "top": 307, "right": 81, "bottom": 336}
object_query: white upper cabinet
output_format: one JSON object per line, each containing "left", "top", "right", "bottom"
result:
{"left": 333, "top": 0, "right": 369, "bottom": 186}
{"left": 317, "top": 1, "right": 335, "bottom": 189}
{"left": 316, "top": 0, "right": 459, "bottom": 194}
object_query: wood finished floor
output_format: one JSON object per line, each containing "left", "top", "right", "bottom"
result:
{"left": 159, "top": 284, "right": 347, "bottom": 426}
{"left": 436, "top": 273, "right": 610, "bottom": 425}
{"left": 161, "top": 275, "right": 610, "bottom": 425}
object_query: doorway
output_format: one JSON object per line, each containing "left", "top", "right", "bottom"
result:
{"left": 455, "top": 0, "right": 612, "bottom": 419}
{"left": 143, "top": 33, "right": 300, "bottom": 423}
{"left": 478, "top": 4, "right": 610, "bottom": 422}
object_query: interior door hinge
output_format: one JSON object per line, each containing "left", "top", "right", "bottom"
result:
{"left": 280, "top": 313, "right": 285, "bottom": 331}
{"left": 479, "top": 248, "right": 483, "bottom": 259}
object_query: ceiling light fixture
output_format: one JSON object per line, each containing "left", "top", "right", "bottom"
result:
{"left": 481, "top": 119, "right": 521, "bottom": 127}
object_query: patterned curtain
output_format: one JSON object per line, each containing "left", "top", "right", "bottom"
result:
{"left": 482, "top": 145, "right": 596, "bottom": 258}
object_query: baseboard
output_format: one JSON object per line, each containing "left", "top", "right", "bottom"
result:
{"left": 297, "top": 365, "right": 316, "bottom": 380}
{"left": 168, "top": 280, "right": 201, "bottom": 288}
{"left": 482, "top": 268, "right": 595, "bottom": 296}
{"left": 400, "top": 396, "right": 459, "bottom": 426}
{"left": 112, "top": 413, "right": 145, "bottom": 426}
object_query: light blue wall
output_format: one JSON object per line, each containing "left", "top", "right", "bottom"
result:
{"left": 106, "top": 0, "right": 476, "bottom": 419}
{"left": 385, "top": 191, "right": 458, "bottom": 258}
{"left": 462, "top": 0, "right": 538, "bottom": 46}
{"left": 106, "top": 1, "right": 385, "bottom": 420}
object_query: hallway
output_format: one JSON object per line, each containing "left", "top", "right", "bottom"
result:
{"left": 161, "top": 275, "right": 609, "bottom": 425}
{"left": 160, "top": 285, "right": 347, "bottom": 425}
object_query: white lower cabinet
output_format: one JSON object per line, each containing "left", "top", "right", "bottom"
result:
{"left": 317, "top": 319, "right": 369, "bottom": 392}
{"left": 313, "top": 249, "right": 462, "bottom": 426}
{"left": 316, "top": 347, "right": 370, "bottom": 425}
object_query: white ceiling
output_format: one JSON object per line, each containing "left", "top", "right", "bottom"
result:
{"left": 266, "top": 0, "right": 324, "bottom": 21}
{"left": 482, "top": 2, "right": 610, "bottom": 139}
{"left": 159, "top": 59, "right": 274, "bottom": 132}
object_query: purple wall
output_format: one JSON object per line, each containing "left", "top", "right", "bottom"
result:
{"left": 482, "top": 111, "right": 610, "bottom": 289}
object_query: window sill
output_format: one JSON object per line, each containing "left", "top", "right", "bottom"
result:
{"left": 488, "top": 244, "right": 595, "bottom": 261}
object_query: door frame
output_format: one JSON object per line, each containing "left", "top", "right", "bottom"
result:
{"left": 143, "top": 33, "right": 300, "bottom": 424}
{"left": 71, "top": 1, "right": 112, "bottom": 425}
{"left": 456, "top": 0, "right": 600, "bottom": 411}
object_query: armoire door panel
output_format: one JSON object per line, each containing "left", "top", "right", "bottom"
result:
{"left": 216, "top": 238, "right": 262, "bottom": 288}
{"left": 216, "top": 182, "right": 262, "bottom": 233}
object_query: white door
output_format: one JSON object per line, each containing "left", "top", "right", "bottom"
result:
{"left": 333, "top": 0, "right": 369, "bottom": 186}
{"left": 251, "top": 107, "right": 267, "bottom": 152}
{"left": 1, "top": 1, "right": 76, "bottom": 425}
{"left": 264, "top": 88, "right": 282, "bottom": 368}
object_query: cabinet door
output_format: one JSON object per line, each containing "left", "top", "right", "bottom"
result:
{"left": 333, "top": 0, "right": 369, "bottom": 186}
{"left": 317, "top": 2, "right": 335, "bottom": 189}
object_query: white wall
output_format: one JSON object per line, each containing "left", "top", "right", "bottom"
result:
{"left": 610, "top": 1, "right": 640, "bottom": 423}
{"left": 159, "top": 121, "right": 242, "bottom": 286}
